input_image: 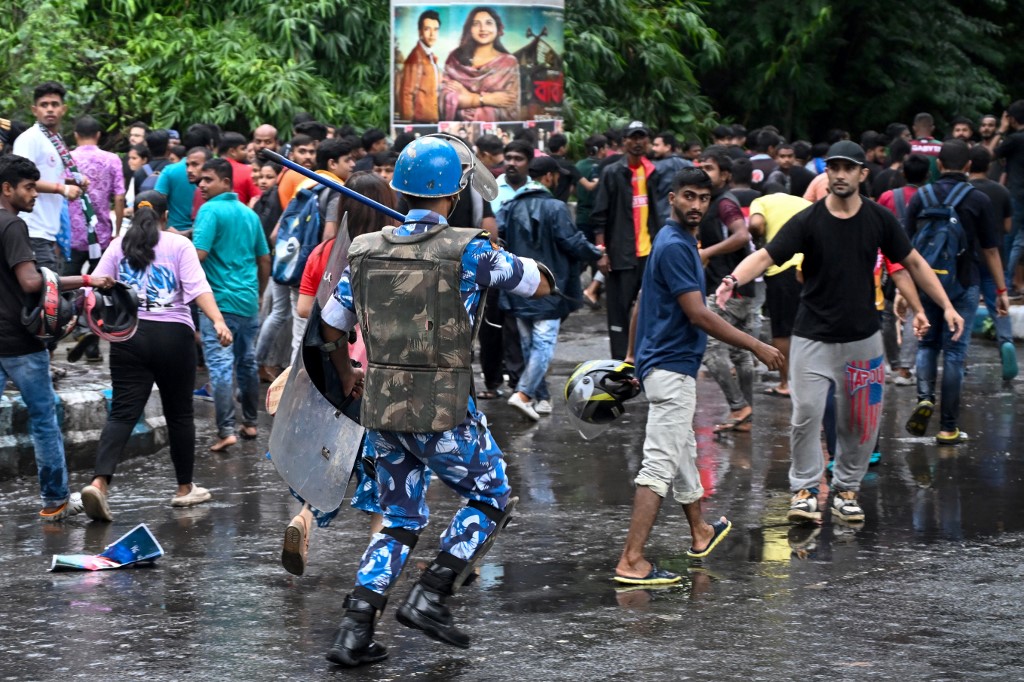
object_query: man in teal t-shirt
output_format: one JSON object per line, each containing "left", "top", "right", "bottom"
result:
{"left": 155, "top": 148, "right": 210, "bottom": 231}
{"left": 192, "top": 158, "right": 270, "bottom": 451}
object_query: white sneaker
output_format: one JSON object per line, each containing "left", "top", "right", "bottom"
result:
{"left": 831, "top": 490, "right": 865, "bottom": 522}
{"left": 172, "top": 484, "right": 212, "bottom": 507}
{"left": 893, "top": 373, "right": 915, "bottom": 386}
{"left": 39, "top": 492, "right": 83, "bottom": 522}
{"left": 534, "top": 399, "right": 553, "bottom": 415}
{"left": 507, "top": 393, "right": 540, "bottom": 421}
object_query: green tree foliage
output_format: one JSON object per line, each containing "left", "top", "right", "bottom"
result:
{"left": 1, "top": 0, "right": 390, "bottom": 137}
{"left": 563, "top": 0, "right": 721, "bottom": 141}
{"left": 1, "top": 0, "right": 718, "bottom": 144}
{"left": 697, "top": 0, "right": 1009, "bottom": 140}
{"left": 4, "top": 0, "right": 1023, "bottom": 146}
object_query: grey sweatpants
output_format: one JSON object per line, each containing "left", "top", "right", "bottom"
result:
{"left": 705, "top": 295, "right": 755, "bottom": 411}
{"left": 789, "top": 332, "right": 885, "bottom": 493}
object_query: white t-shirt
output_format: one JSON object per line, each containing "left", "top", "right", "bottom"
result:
{"left": 12, "top": 125, "right": 64, "bottom": 240}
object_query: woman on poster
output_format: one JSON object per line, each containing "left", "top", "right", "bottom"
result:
{"left": 441, "top": 7, "right": 521, "bottom": 122}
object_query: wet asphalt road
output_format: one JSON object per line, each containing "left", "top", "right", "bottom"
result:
{"left": 1, "top": 308, "right": 1022, "bottom": 681}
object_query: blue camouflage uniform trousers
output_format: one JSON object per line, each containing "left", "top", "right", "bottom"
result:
{"left": 354, "top": 407, "right": 511, "bottom": 596}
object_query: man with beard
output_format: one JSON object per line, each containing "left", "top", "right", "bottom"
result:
{"left": 614, "top": 167, "right": 783, "bottom": 585}
{"left": 951, "top": 117, "right": 975, "bottom": 143}
{"left": 716, "top": 141, "right": 963, "bottom": 527}
{"left": 490, "top": 140, "right": 531, "bottom": 213}
{"left": 979, "top": 114, "right": 1004, "bottom": 182}
{"left": 591, "top": 121, "right": 661, "bottom": 359}
{"left": 155, "top": 146, "right": 211, "bottom": 235}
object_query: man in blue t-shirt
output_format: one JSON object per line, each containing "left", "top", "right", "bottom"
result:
{"left": 613, "top": 168, "right": 783, "bottom": 586}
{"left": 155, "top": 147, "right": 210, "bottom": 232}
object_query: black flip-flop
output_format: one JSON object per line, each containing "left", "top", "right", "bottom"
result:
{"left": 905, "top": 400, "right": 934, "bottom": 436}
{"left": 763, "top": 386, "right": 791, "bottom": 398}
{"left": 714, "top": 413, "right": 752, "bottom": 434}
{"left": 687, "top": 519, "right": 732, "bottom": 558}
{"left": 613, "top": 563, "right": 682, "bottom": 585}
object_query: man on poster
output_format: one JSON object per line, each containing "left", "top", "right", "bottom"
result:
{"left": 399, "top": 10, "right": 442, "bottom": 124}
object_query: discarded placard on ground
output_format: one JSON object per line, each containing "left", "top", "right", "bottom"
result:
{"left": 50, "top": 523, "right": 163, "bottom": 572}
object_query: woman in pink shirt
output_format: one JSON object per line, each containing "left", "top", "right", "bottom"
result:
{"left": 79, "top": 191, "right": 233, "bottom": 522}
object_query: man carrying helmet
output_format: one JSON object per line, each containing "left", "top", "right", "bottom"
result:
{"left": 317, "top": 135, "right": 553, "bottom": 667}
{"left": 613, "top": 168, "right": 784, "bottom": 585}
{"left": 0, "top": 154, "right": 113, "bottom": 520}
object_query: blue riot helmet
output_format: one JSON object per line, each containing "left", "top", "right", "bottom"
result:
{"left": 390, "top": 136, "right": 466, "bottom": 198}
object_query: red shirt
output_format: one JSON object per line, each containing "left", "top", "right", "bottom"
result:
{"left": 191, "top": 187, "right": 206, "bottom": 221}
{"left": 299, "top": 239, "right": 333, "bottom": 297}
{"left": 299, "top": 237, "right": 366, "bottom": 365}
{"left": 877, "top": 185, "right": 919, "bottom": 218}
{"left": 227, "top": 157, "right": 260, "bottom": 205}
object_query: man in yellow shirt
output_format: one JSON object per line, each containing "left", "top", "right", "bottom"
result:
{"left": 748, "top": 191, "right": 810, "bottom": 396}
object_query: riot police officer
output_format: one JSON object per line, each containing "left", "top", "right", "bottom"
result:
{"left": 318, "top": 135, "right": 553, "bottom": 667}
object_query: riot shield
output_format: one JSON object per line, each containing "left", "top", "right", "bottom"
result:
{"left": 266, "top": 359, "right": 364, "bottom": 512}
{"left": 267, "top": 215, "right": 365, "bottom": 511}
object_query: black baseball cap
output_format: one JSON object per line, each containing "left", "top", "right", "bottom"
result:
{"left": 825, "top": 140, "right": 866, "bottom": 166}
{"left": 528, "top": 155, "right": 570, "bottom": 177}
{"left": 624, "top": 120, "right": 650, "bottom": 138}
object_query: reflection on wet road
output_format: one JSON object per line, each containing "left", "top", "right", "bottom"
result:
{"left": 0, "top": 310, "right": 1021, "bottom": 680}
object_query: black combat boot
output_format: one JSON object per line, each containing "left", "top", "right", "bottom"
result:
{"left": 325, "top": 592, "right": 389, "bottom": 667}
{"left": 396, "top": 554, "right": 471, "bottom": 648}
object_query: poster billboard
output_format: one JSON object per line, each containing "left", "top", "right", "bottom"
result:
{"left": 391, "top": 0, "right": 564, "bottom": 141}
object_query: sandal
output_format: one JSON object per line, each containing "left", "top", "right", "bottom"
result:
{"left": 714, "top": 413, "right": 752, "bottom": 434}
{"left": 687, "top": 518, "right": 732, "bottom": 558}
{"left": 477, "top": 388, "right": 506, "bottom": 400}
{"left": 905, "top": 399, "right": 934, "bottom": 437}
{"left": 239, "top": 426, "right": 258, "bottom": 440}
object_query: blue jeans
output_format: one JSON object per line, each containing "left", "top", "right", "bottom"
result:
{"left": 916, "top": 285, "right": 979, "bottom": 431}
{"left": 0, "top": 351, "right": 70, "bottom": 506}
{"left": 200, "top": 312, "right": 259, "bottom": 438}
{"left": 516, "top": 317, "right": 560, "bottom": 401}
{"left": 1005, "top": 196, "right": 1024, "bottom": 286}
{"left": 979, "top": 266, "right": 1014, "bottom": 346}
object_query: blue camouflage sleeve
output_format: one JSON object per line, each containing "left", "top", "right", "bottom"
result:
{"left": 321, "top": 267, "right": 358, "bottom": 331}
{"left": 463, "top": 238, "right": 540, "bottom": 297}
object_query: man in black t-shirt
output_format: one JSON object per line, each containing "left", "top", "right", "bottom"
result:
{"left": 0, "top": 155, "right": 113, "bottom": 521}
{"left": 766, "top": 143, "right": 815, "bottom": 198}
{"left": 903, "top": 140, "right": 1011, "bottom": 439}
{"left": 968, "top": 144, "right": 1016, "bottom": 380}
{"left": 546, "top": 134, "right": 581, "bottom": 203}
{"left": 715, "top": 141, "right": 964, "bottom": 526}
{"left": 995, "top": 101, "right": 1024, "bottom": 296}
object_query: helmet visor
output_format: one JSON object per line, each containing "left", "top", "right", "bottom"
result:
{"left": 565, "top": 374, "right": 613, "bottom": 440}
{"left": 425, "top": 133, "right": 499, "bottom": 202}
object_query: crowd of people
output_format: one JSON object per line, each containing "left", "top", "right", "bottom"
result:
{"left": 1, "top": 78, "right": 1021, "bottom": 666}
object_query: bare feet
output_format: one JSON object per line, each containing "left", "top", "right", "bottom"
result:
{"left": 239, "top": 425, "right": 258, "bottom": 440}
{"left": 210, "top": 435, "right": 237, "bottom": 452}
